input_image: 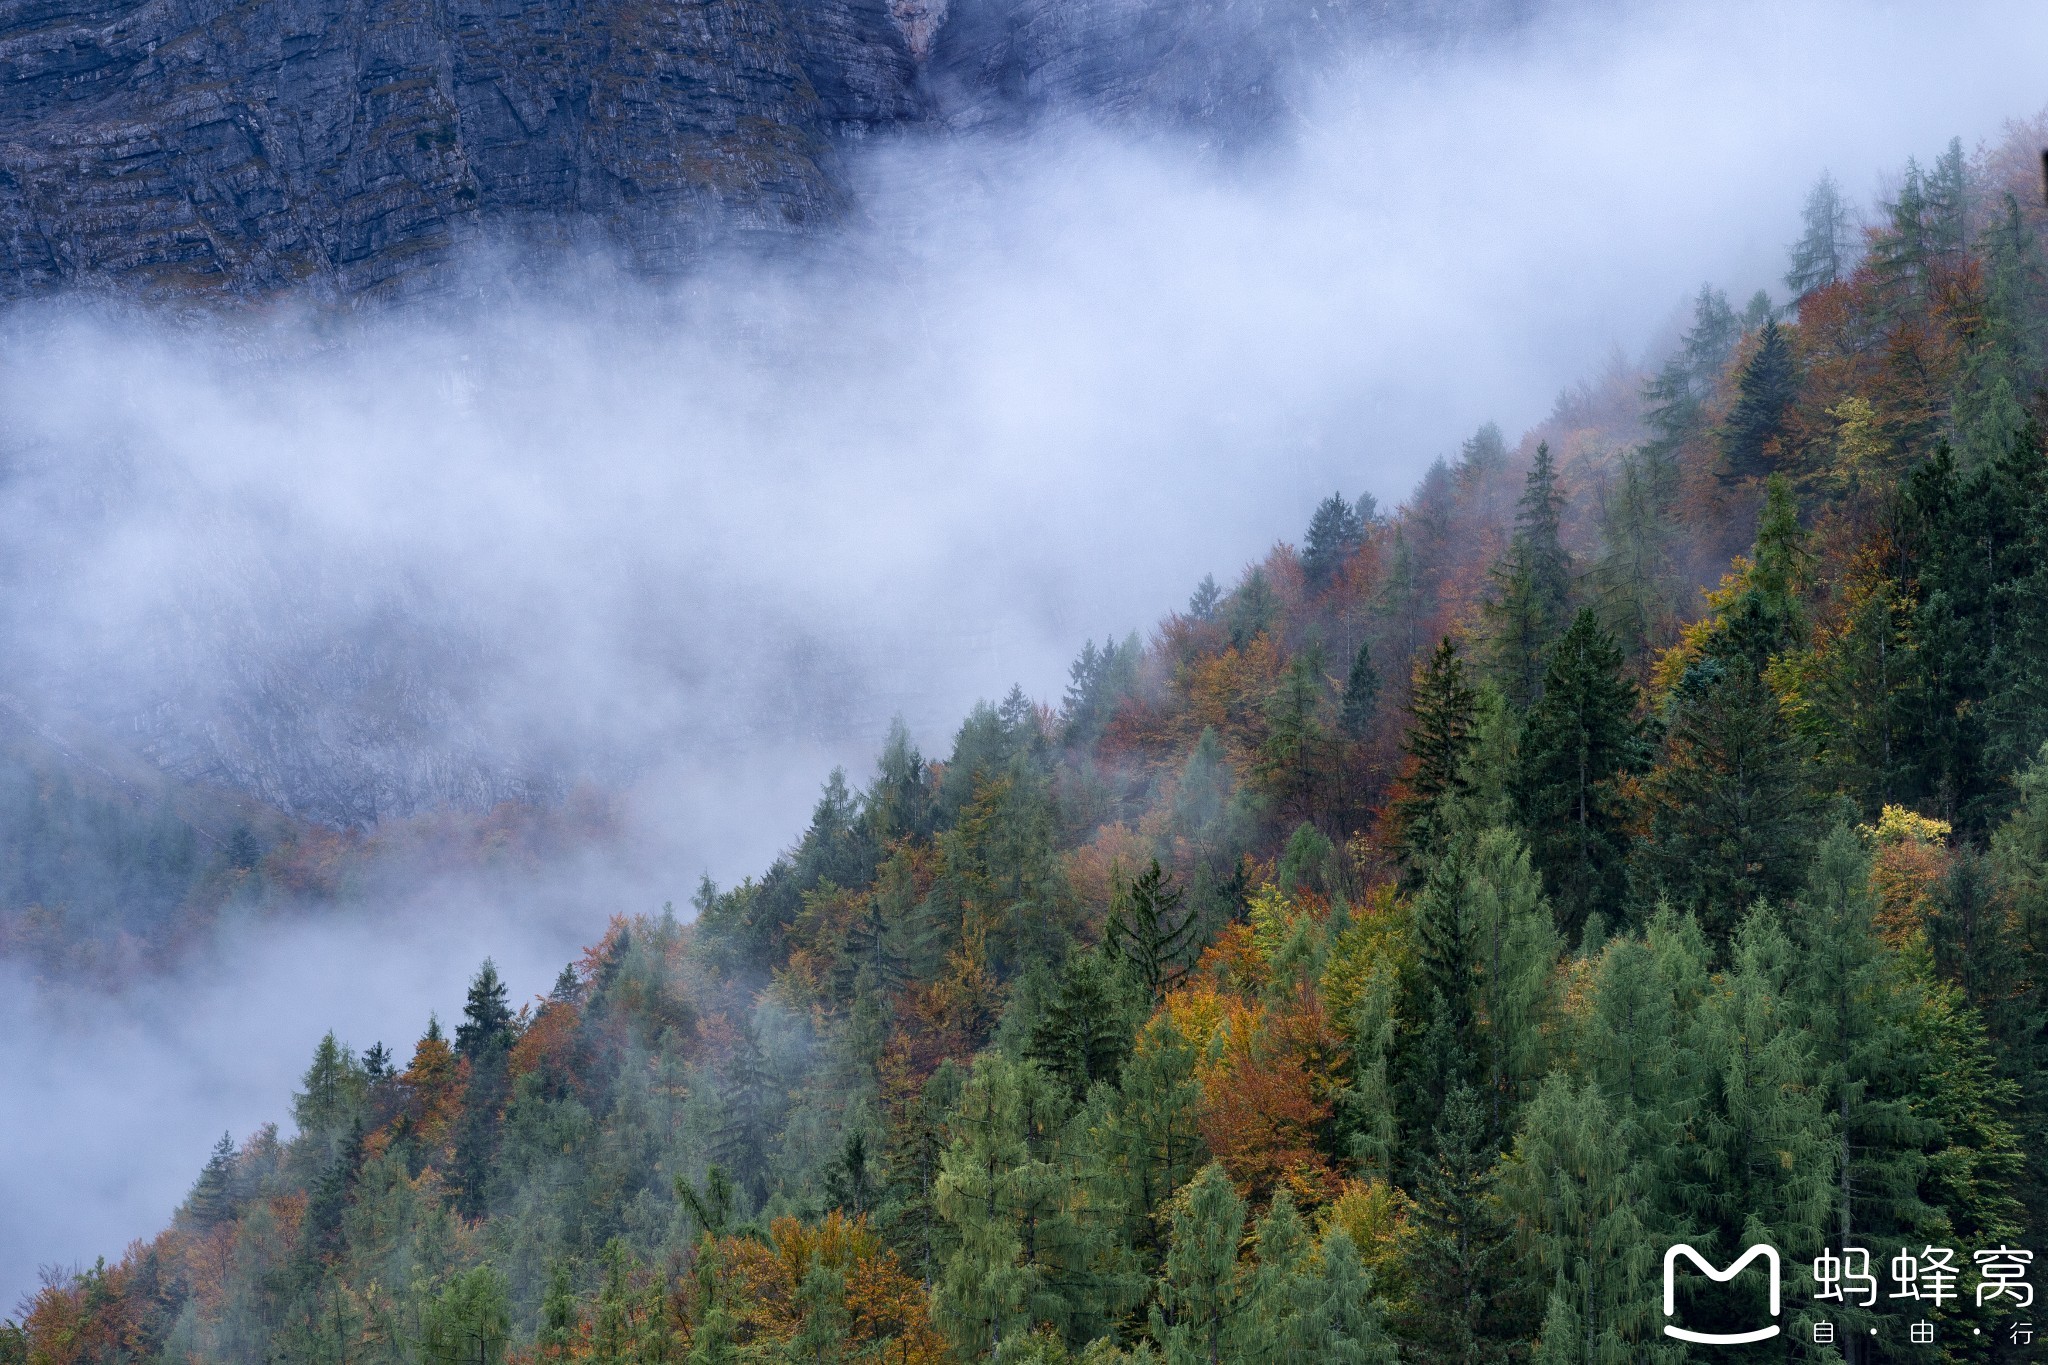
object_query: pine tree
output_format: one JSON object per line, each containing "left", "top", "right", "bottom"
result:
{"left": 1399, "top": 1084, "right": 1523, "bottom": 1365}
{"left": 1786, "top": 826, "right": 1944, "bottom": 1260}
{"left": 1341, "top": 640, "right": 1381, "bottom": 739}
{"left": 1303, "top": 493, "right": 1367, "bottom": 596}
{"left": 189, "top": 1132, "right": 238, "bottom": 1230}
{"left": 291, "top": 1032, "right": 365, "bottom": 1153}
{"left": 1188, "top": 573, "right": 1222, "bottom": 622}
{"left": 1026, "top": 948, "right": 1140, "bottom": 1103}
{"left": 1513, "top": 610, "right": 1644, "bottom": 937}
{"left": 1502, "top": 1075, "right": 1664, "bottom": 1365}
{"left": 822, "top": 1128, "right": 879, "bottom": 1217}
{"left": 1786, "top": 173, "right": 1854, "bottom": 300}
{"left": 1719, "top": 320, "right": 1797, "bottom": 486}
{"left": 1151, "top": 1163, "right": 1247, "bottom": 1365}
{"left": 1633, "top": 659, "right": 1820, "bottom": 940}
{"left": 536, "top": 1260, "right": 580, "bottom": 1360}
{"left": 934, "top": 1055, "right": 1094, "bottom": 1354}
{"left": 1592, "top": 447, "right": 1680, "bottom": 662}
{"left": 1086, "top": 1016, "right": 1206, "bottom": 1274}
{"left": 1258, "top": 648, "right": 1333, "bottom": 819}
{"left": 1396, "top": 639, "right": 1480, "bottom": 879}
{"left": 1104, "top": 860, "right": 1197, "bottom": 1001}
{"left": 1227, "top": 569, "right": 1278, "bottom": 651}
{"left": 1485, "top": 444, "right": 1574, "bottom": 709}
{"left": 455, "top": 959, "right": 514, "bottom": 1061}
{"left": 1674, "top": 907, "right": 1834, "bottom": 1346}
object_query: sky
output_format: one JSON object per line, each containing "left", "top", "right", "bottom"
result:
{"left": 3, "top": 0, "right": 2048, "bottom": 1314}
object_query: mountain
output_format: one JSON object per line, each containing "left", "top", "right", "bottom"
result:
{"left": 0, "top": 0, "right": 1527, "bottom": 299}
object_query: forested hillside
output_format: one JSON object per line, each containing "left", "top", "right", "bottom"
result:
{"left": 9, "top": 120, "right": 2048, "bottom": 1364}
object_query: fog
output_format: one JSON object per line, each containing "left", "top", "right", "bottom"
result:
{"left": 4, "top": 0, "right": 2047, "bottom": 1315}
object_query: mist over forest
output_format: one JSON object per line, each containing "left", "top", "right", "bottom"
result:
{"left": 4, "top": 0, "right": 2048, "bottom": 1359}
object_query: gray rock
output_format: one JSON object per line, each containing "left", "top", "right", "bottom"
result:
{"left": 0, "top": 0, "right": 926, "bottom": 299}
{"left": 0, "top": 0, "right": 1530, "bottom": 299}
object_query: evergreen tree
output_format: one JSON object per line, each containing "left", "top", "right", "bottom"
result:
{"left": 1257, "top": 647, "right": 1333, "bottom": 819}
{"left": 1786, "top": 827, "right": 1944, "bottom": 1260}
{"left": 1633, "top": 659, "right": 1820, "bottom": 939}
{"left": 1188, "top": 573, "right": 1223, "bottom": 623}
{"left": 420, "top": 1265, "right": 511, "bottom": 1365}
{"left": 189, "top": 1132, "right": 238, "bottom": 1230}
{"left": 455, "top": 959, "right": 514, "bottom": 1061}
{"left": 1027, "top": 948, "right": 1140, "bottom": 1103}
{"left": 934, "top": 1055, "right": 1096, "bottom": 1355}
{"left": 1396, "top": 639, "right": 1480, "bottom": 879}
{"left": 291, "top": 1032, "right": 366, "bottom": 1153}
{"left": 1719, "top": 320, "right": 1798, "bottom": 485}
{"left": 1503, "top": 1075, "right": 1664, "bottom": 1365}
{"left": 1104, "top": 860, "right": 1197, "bottom": 1001}
{"left": 1513, "top": 610, "right": 1644, "bottom": 936}
{"left": 1786, "top": 173, "right": 1854, "bottom": 300}
{"left": 1456, "top": 422, "right": 1511, "bottom": 490}
{"left": 1303, "top": 493, "right": 1367, "bottom": 595}
{"left": 1341, "top": 640, "right": 1381, "bottom": 739}
{"left": 536, "top": 1260, "right": 580, "bottom": 1360}
{"left": 822, "top": 1128, "right": 879, "bottom": 1217}
{"left": 1591, "top": 447, "right": 1680, "bottom": 662}
{"left": 1399, "top": 1084, "right": 1523, "bottom": 1365}
{"left": 1227, "top": 569, "right": 1278, "bottom": 651}
{"left": 1485, "top": 444, "right": 1574, "bottom": 709}
{"left": 1151, "top": 1163, "right": 1247, "bottom": 1365}
{"left": 1086, "top": 1017, "right": 1206, "bottom": 1274}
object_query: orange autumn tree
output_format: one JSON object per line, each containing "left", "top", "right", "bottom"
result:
{"left": 710, "top": 1212, "right": 946, "bottom": 1363}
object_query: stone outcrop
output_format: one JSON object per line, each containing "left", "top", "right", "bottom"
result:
{"left": 0, "top": 0, "right": 927, "bottom": 298}
{"left": 0, "top": 0, "right": 1530, "bottom": 299}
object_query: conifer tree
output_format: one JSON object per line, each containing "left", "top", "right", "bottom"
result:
{"left": 536, "top": 1260, "right": 580, "bottom": 1360}
{"left": 1085, "top": 1016, "right": 1206, "bottom": 1274}
{"left": 1396, "top": 639, "right": 1480, "bottom": 879}
{"left": 1719, "top": 320, "right": 1797, "bottom": 486}
{"left": 189, "top": 1133, "right": 238, "bottom": 1230}
{"left": 1485, "top": 444, "right": 1573, "bottom": 709}
{"left": 1303, "top": 493, "right": 1367, "bottom": 595}
{"left": 1258, "top": 648, "right": 1333, "bottom": 819}
{"left": 1786, "top": 826, "right": 1944, "bottom": 1256}
{"left": 1399, "top": 1084, "right": 1523, "bottom": 1365}
{"left": 1513, "top": 610, "right": 1644, "bottom": 936}
{"left": 455, "top": 959, "right": 514, "bottom": 1061}
{"left": 935, "top": 1055, "right": 1094, "bottom": 1355}
{"left": 1341, "top": 640, "right": 1381, "bottom": 739}
{"left": 1633, "top": 660, "right": 1819, "bottom": 940}
{"left": 1027, "top": 948, "right": 1139, "bottom": 1103}
{"left": 1151, "top": 1163, "right": 1247, "bottom": 1365}
{"left": 1503, "top": 1075, "right": 1663, "bottom": 1365}
{"left": 1591, "top": 448, "right": 1680, "bottom": 662}
{"left": 1104, "top": 860, "right": 1197, "bottom": 1001}
{"left": 1785, "top": 173, "right": 1854, "bottom": 300}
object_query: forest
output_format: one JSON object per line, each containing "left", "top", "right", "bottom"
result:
{"left": 6, "top": 120, "right": 2048, "bottom": 1364}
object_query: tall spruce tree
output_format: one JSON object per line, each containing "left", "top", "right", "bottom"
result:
{"left": 1105, "top": 860, "right": 1198, "bottom": 1001}
{"left": 1341, "top": 640, "right": 1382, "bottom": 740}
{"left": 1485, "top": 444, "right": 1574, "bottom": 709}
{"left": 1397, "top": 639, "right": 1481, "bottom": 880}
{"left": 1633, "top": 659, "right": 1820, "bottom": 940}
{"left": 1151, "top": 1163, "right": 1248, "bottom": 1365}
{"left": 1785, "top": 173, "right": 1853, "bottom": 300}
{"left": 1303, "top": 493, "right": 1368, "bottom": 596}
{"left": 1513, "top": 610, "right": 1644, "bottom": 937}
{"left": 1399, "top": 1084, "right": 1524, "bottom": 1365}
{"left": 1719, "top": 320, "right": 1798, "bottom": 486}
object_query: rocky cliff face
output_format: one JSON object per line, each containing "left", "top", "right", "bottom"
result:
{"left": 0, "top": 0, "right": 1526, "bottom": 300}
{"left": 0, "top": 0, "right": 926, "bottom": 299}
